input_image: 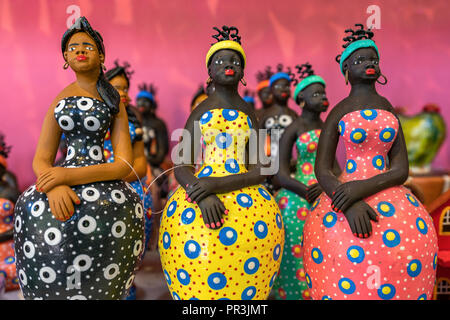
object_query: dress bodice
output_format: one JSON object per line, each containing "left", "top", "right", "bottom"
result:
{"left": 197, "top": 108, "right": 252, "bottom": 178}
{"left": 54, "top": 96, "right": 111, "bottom": 168}
{"left": 295, "top": 129, "right": 321, "bottom": 182}
{"left": 338, "top": 109, "right": 399, "bottom": 181}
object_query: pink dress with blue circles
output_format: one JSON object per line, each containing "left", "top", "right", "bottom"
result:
{"left": 303, "top": 109, "right": 438, "bottom": 300}
{"left": 159, "top": 108, "right": 285, "bottom": 300}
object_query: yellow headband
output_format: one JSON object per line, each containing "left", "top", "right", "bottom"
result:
{"left": 205, "top": 40, "right": 246, "bottom": 68}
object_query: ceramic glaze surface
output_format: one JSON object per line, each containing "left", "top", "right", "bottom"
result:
{"left": 303, "top": 109, "right": 438, "bottom": 300}
{"left": 159, "top": 108, "right": 285, "bottom": 300}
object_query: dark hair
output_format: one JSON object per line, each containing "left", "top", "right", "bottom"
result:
{"left": 208, "top": 25, "right": 244, "bottom": 67}
{"left": 105, "top": 60, "right": 134, "bottom": 87}
{"left": 256, "top": 66, "right": 274, "bottom": 83}
{"left": 0, "top": 133, "right": 11, "bottom": 159}
{"left": 138, "top": 83, "right": 158, "bottom": 109}
{"left": 295, "top": 63, "right": 315, "bottom": 81}
{"left": 61, "top": 17, "right": 120, "bottom": 114}
{"left": 275, "top": 63, "right": 296, "bottom": 84}
{"left": 335, "top": 23, "right": 375, "bottom": 64}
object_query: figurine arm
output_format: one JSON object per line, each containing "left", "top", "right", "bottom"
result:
{"left": 0, "top": 229, "right": 13, "bottom": 243}
{"left": 275, "top": 122, "right": 308, "bottom": 198}
{"left": 32, "top": 99, "right": 63, "bottom": 178}
{"left": 123, "top": 140, "right": 148, "bottom": 183}
{"left": 185, "top": 114, "right": 266, "bottom": 200}
{"left": 331, "top": 125, "right": 409, "bottom": 212}
{"left": 314, "top": 109, "right": 343, "bottom": 199}
{"left": 36, "top": 102, "right": 133, "bottom": 192}
{"left": 173, "top": 112, "right": 202, "bottom": 189}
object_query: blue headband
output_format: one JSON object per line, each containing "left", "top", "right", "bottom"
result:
{"left": 293, "top": 75, "right": 326, "bottom": 103}
{"left": 340, "top": 39, "right": 379, "bottom": 75}
{"left": 243, "top": 96, "right": 255, "bottom": 104}
{"left": 136, "top": 90, "right": 154, "bottom": 102}
{"left": 269, "top": 72, "right": 291, "bottom": 87}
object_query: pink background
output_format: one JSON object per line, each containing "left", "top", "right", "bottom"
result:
{"left": 1, "top": 0, "right": 449, "bottom": 190}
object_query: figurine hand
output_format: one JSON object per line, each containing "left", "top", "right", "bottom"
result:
{"left": 46, "top": 185, "right": 81, "bottom": 222}
{"left": 197, "top": 194, "right": 227, "bottom": 230}
{"left": 343, "top": 201, "right": 378, "bottom": 238}
{"left": 331, "top": 181, "right": 364, "bottom": 213}
{"left": 305, "top": 183, "right": 322, "bottom": 204}
{"left": 36, "top": 167, "right": 69, "bottom": 193}
{"left": 185, "top": 178, "right": 214, "bottom": 204}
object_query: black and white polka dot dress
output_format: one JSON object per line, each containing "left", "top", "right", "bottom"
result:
{"left": 13, "top": 96, "right": 145, "bottom": 300}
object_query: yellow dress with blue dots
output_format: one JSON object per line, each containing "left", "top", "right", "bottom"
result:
{"left": 159, "top": 108, "right": 285, "bottom": 300}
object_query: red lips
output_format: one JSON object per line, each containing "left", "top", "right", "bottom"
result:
{"left": 76, "top": 55, "right": 87, "bottom": 61}
{"left": 281, "top": 93, "right": 288, "bottom": 98}
{"left": 225, "top": 69, "right": 235, "bottom": 76}
{"left": 366, "top": 68, "right": 376, "bottom": 75}
{"left": 323, "top": 101, "right": 329, "bottom": 107}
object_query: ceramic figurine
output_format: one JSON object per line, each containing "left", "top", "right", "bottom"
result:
{"left": 243, "top": 89, "right": 256, "bottom": 110}
{"left": 255, "top": 66, "right": 274, "bottom": 121}
{"left": 0, "top": 135, "right": 20, "bottom": 292}
{"left": 159, "top": 25, "right": 285, "bottom": 300}
{"left": 272, "top": 63, "right": 340, "bottom": 300}
{"left": 191, "top": 86, "right": 208, "bottom": 111}
{"left": 104, "top": 60, "right": 154, "bottom": 300}
{"left": 13, "top": 17, "right": 145, "bottom": 300}
{"left": 303, "top": 24, "right": 438, "bottom": 300}
{"left": 397, "top": 103, "right": 446, "bottom": 174}
{"left": 259, "top": 64, "right": 298, "bottom": 194}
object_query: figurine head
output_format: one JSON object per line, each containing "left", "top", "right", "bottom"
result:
{"left": 61, "top": 17, "right": 120, "bottom": 114}
{"left": 0, "top": 133, "right": 11, "bottom": 172}
{"left": 256, "top": 66, "right": 274, "bottom": 108}
{"left": 136, "top": 83, "right": 157, "bottom": 116}
{"left": 206, "top": 26, "right": 246, "bottom": 87}
{"left": 337, "top": 24, "right": 381, "bottom": 85}
{"left": 105, "top": 60, "right": 134, "bottom": 107}
{"left": 269, "top": 64, "right": 294, "bottom": 103}
{"left": 293, "top": 63, "right": 328, "bottom": 113}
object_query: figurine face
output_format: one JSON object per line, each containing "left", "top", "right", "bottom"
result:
{"left": 109, "top": 74, "right": 130, "bottom": 107}
{"left": 64, "top": 32, "right": 104, "bottom": 73}
{"left": 137, "top": 97, "right": 154, "bottom": 114}
{"left": 258, "top": 87, "right": 273, "bottom": 106}
{"left": 208, "top": 49, "right": 244, "bottom": 86}
{"left": 299, "top": 83, "right": 328, "bottom": 113}
{"left": 271, "top": 78, "right": 291, "bottom": 102}
{"left": 344, "top": 47, "right": 380, "bottom": 84}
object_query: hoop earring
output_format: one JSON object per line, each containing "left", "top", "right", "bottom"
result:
{"left": 345, "top": 70, "right": 349, "bottom": 85}
{"left": 206, "top": 77, "right": 212, "bottom": 85}
{"left": 377, "top": 74, "right": 388, "bottom": 85}
{"left": 101, "top": 63, "right": 107, "bottom": 71}
{"left": 63, "top": 62, "right": 69, "bottom": 70}
{"left": 240, "top": 78, "right": 247, "bottom": 86}
{"left": 299, "top": 101, "right": 305, "bottom": 108}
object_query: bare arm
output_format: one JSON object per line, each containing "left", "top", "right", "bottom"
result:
{"left": 124, "top": 140, "right": 148, "bottom": 182}
{"left": 36, "top": 102, "right": 133, "bottom": 192}
{"left": 32, "top": 97, "right": 63, "bottom": 177}
{"left": 314, "top": 107, "right": 343, "bottom": 198}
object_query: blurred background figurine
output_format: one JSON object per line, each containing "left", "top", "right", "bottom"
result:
{"left": 0, "top": 134, "right": 20, "bottom": 293}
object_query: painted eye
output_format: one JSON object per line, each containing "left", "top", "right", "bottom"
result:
{"left": 373, "top": 60, "right": 379, "bottom": 65}
{"left": 233, "top": 60, "right": 240, "bottom": 66}
{"left": 313, "top": 93, "right": 319, "bottom": 97}
{"left": 68, "top": 47, "right": 75, "bottom": 52}
{"left": 215, "top": 59, "right": 223, "bottom": 65}
{"left": 86, "top": 46, "right": 94, "bottom": 51}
